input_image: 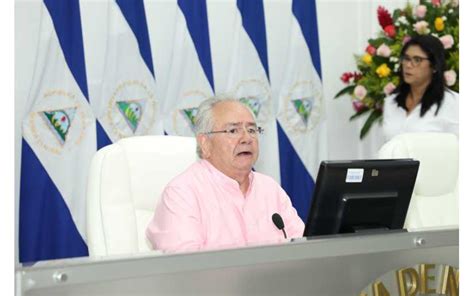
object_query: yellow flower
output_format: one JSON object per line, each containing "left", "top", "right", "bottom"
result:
{"left": 435, "top": 17, "right": 444, "bottom": 31}
{"left": 376, "top": 64, "right": 391, "bottom": 78}
{"left": 362, "top": 53, "right": 372, "bottom": 65}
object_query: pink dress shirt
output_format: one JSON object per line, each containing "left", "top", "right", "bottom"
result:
{"left": 146, "top": 160, "right": 305, "bottom": 253}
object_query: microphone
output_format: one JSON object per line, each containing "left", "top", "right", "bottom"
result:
{"left": 272, "top": 213, "right": 287, "bottom": 239}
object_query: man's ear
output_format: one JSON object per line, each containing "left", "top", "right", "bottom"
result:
{"left": 197, "top": 134, "right": 211, "bottom": 159}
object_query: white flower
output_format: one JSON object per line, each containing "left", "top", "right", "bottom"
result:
{"left": 394, "top": 64, "right": 400, "bottom": 72}
{"left": 448, "top": 9, "right": 454, "bottom": 13}
{"left": 431, "top": 33, "right": 439, "bottom": 37}
{"left": 414, "top": 21, "right": 430, "bottom": 35}
{"left": 397, "top": 16, "right": 408, "bottom": 25}
{"left": 444, "top": 70, "right": 457, "bottom": 86}
{"left": 389, "top": 57, "right": 399, "bottom": 63}
{"left": 442, "top": 16, "right": 447, "bottom": 21}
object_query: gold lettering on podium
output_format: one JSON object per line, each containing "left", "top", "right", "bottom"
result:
{"left": 397, "top": 268, "right": 419, "bottom": 296}
{"left": 440, "top": 265, "right": 459, "bottom": 296}
{"left": 372, "top": 281, "right": 390, "bottom": 296}
{"left": 419, "top": 263, "right": 436, "bottom": 294}
{"left": 359, "top": 264, "right": 458, "bottom": 296}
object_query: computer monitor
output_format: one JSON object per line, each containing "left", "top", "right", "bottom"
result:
{"left": 303, "top": 159, "right": 419, "bottom": 237}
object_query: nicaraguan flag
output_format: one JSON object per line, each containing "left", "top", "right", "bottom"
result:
{"left": 162, "top": 0, "right": 214, "bottom": 136}
{"left": 221, "top": 0, "right": 280, "bottom": 182}
{"left": 91, "top": 0, "right": 162, "bottom": 143}
{"left": 275, "top": 0, "right": 327, "bottom": 221}
{"left": 19, "top": 0, "right": 96, "bottom": 262}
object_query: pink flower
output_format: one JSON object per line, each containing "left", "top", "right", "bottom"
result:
{"left": 376, "top": 44, "right": 391, "bottom": 57}
{"left": 352, "top": 100, "right": 366, "bottom": 112}
{"left": 413, "top": 21, "right": 430, "bottom": 34}
{"left": 439, "top": 35, "right": 454, "bottom": 49}
{"left": 365, "top": 45, "right": 376, "bottom": 56}
{"left": 432, "top": 0, "right": 441, "bottom": 7}
{"left": 415, "top": 5, "right": 427, "bottom": 18}
{"left": 354, "top": 85, "right": 367, "bottom": 100}
{"left": 444, "top": 70, "right": 457, "bottom": 86}
{"left": 383, "top": 82, "right": 396, "bottom": 96}
{"left": 402, "top": 36, "right": 412, "bottom": 45}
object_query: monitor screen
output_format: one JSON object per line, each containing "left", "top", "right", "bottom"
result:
{"left": 303, "top": 159, "right": 419, "bottom": 237}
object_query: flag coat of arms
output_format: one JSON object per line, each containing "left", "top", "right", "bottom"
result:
{"left": 222, "top": 0, "right": 280, "bottom": 183}
{"left": 275, "top": 0, "right": 327, "bottom": 221}
{"left": 91, "top": 0, "right": 162, "bottom": 143}
{"left": 162, "top": 0, "right": 215, "bottom": 136}
{"left": 20, "top": 0, "right": 96, "bottom": 262}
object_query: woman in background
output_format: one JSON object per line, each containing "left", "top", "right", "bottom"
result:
{"left": 382, "top": 35, "right": 458, "bottom": 141}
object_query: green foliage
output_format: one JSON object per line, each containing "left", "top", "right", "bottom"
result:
{"left": 334, "top": 85, "right": 356, "bottom": 98}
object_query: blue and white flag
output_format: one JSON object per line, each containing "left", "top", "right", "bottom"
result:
{"left": 223, "top": 0, "right": 280, "bottom": 182}
{"left": 19, "top": 0, "right": 95, "bottom": 262}
{"left": 276, "top": 0, "right": 327, "bottom": 221}
{"left": 92, "top": 0, "right": 162, "bottom": 143}
{"left": 162, "top": 0, "right": 214, "bottom": 136}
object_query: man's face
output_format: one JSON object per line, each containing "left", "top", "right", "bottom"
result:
{"left": 200, "top": 101, "right": 259, "bottom": 178}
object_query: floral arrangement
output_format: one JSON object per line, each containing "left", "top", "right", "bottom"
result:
{"left": 335, "top": 0, "right": 459, "bottom": 139}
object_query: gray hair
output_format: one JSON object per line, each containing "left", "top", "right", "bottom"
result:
{"left": 194, "top": 94, "right": 257, "bottom": 158}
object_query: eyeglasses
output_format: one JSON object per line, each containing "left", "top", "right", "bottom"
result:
{"left": 205, "top": 126, "right": 264, "bottom": 138}
{"left": 400, "top": 55, "right": 430, "bottom": 67}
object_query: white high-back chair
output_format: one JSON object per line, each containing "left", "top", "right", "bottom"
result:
{"left": 86, "top": 135, "right": 196, "bottom": 257}
{"left": 378, "top": 133, "right": 458, "bottom": 230}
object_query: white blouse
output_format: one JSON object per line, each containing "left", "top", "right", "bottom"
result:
{"left": 382, "top": 90, "right": 459, "bottom": 141}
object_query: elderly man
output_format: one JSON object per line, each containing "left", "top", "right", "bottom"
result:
{"left": 146, "top": 96, "right": 304, "bottom": 253}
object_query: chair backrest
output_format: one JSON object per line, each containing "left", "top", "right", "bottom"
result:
{"left": 378, "top": 132, "right": 458, "bottom": 230}
{"left": 86, "top": 135, "right": 196, "bottom": 257}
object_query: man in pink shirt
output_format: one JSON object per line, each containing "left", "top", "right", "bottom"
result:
{"left": 146, "top": 96, "right": 305, "bottom": 253}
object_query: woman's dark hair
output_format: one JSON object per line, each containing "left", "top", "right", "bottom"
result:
{"left": 393, "top": 35, "right": 447, "bottom": 116}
